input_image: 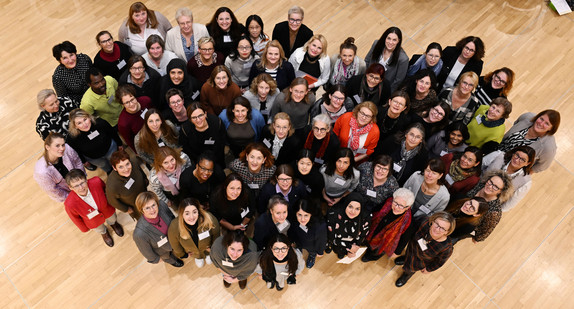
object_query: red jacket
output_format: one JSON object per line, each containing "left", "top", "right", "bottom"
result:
{"left": 65, "top": 177, "right": 117, "bottom": 232}
{"left": 333, "top": 112, "right": 380, "bottom": 158}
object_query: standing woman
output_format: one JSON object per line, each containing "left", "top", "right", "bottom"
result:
{"left": 288, "top": 198, "right": 327, "bottom": 268}
{"left": 293, "top": 149, "right": 325, "bottom": 200}
{"left": 67, "top": 109, "right": 122, "bottom": 173}
{"left": 440, "top": 146, "right": 483, "bottom": 195}
{"left": 168, "top": 198, "right": 220, "bottom": 268}
{"left": 438, "top": 71, "right": 479, "bottom": 124}
{"left": 427, "top": 121, "right": 469, "bottom": 159}
{"left": 475, "top": 67, "right": 515, "bottom": 106}
{"left": 260, "top": 112, "right": 301, "bottom": 166}
{"left": 206, "top": 7, "right": 246, "bottom": 57}
{"left": 269, "top": 77, "right": 315, "bottom": 135}
{"left": 466, "top": 97, "right": 512, "bottom": 149}
{"left": 309, "top": 84, "right": 354, "bottom": 125}
{"left": 248, "top": 40, "right": 296, "bottom": 91}
{"left": 93, "top": 31, "right": 133, "bottom": 80}
{"left": 376, "top": 123, "right": 428, "bottom": 185}
{"left": 242, "top": 73, "right": 280, "bottom": 121}
{"left": 365, "top": 27, "right": 409, "bottom": 92}
{"left": 51, "top": 41, "right": 92, "bottom": 103}
{"left": 437, "top": 36, "right": 485, "bottom": 91}
{"left": 445, "top": 197, "right": 489, "bottom": 244}
{"left": 355, "top": 155, "right": 400, "bottom": 214}
{"left": 225, "top": 35, "right": 260, "bottom": 90}
{"left": 219, "top": 96, "right": 266, "bottom": 157}
{"left": 246, "top": 15, "right": 270, "bottom": 56}
{"left": 35, "top": 89, "right": 79, "bottom": 140}
{"left": 200, "top": 65, "right": 242, "bottom": 116}
{"left": 118, "top": 2, "right": 172, "bottom": 55}
{"left": 118, "top": 55, "right": 161, "bottom": 104}
{"left": 401, "top": 69, "right": 438, "bottom": 114}
{"left": 303, "top": 114, "right": 340, "bottom": 166}
{"left": 403, "top": 159, "right": 450, "bottom": 221}
{"left": 179, "top": 102, "right": 226, "bottom": 167}
{"left": 158, "top": 58, "right": 200, "bottom": 111}
{"left": 230, "top": 143, "right": 277, "bottom": 197}
{"left": 333, "top": 101, "right": 380, "bottom": 163}
{"left": 34, "top": 133, "right": 85, "bottom": 202}
{"left": 376, "top": 90, "right": 411, "bottom": 142}
{"left": 407, "top": 42, "right": 443, "bottom": 78}
{"left": 133, "top": 191, "right": 183, "bottom": 267}
{"left": 485, "top": 146, "right": 535, "bottom": 212}
{"left": 254, "top": 196, "right": 291, "bottom": 250}
{"left": 210, "top": 173, "right": 255, "bottom": 232}
{"left": 272, "top": 5, "right": 314, "bottom": 58}
{"left": 256, "top": 234, "right": 304, "bottom": 291}
{"left": 116, "top": 84, "right": 151, "bottom": 152}
{"left": 320, "top": 148, "right": 360, "bottom": 207}
{"left": 187, "top": 36, "right": 225, "bottom": 86}
{"left": 149, "top": 146, "right": 192, "bottom": 208}
{"left": 329, "top": 37, "right": 366, "bottom": 88}
{"left": 346, "top": 63, "right": 391, "bottom": 106}
{"left": 326, "top": 192, "right": 370, "bottom": 259}
{"left": 289, "top": 34, "right": 331, "bottom": 90}
{"left": 134, "top": 108, "right": 179, "bottom": 165}
{"left": 165, "top": 7, "right": 209, "bottom": 61}
{"left": 211, "top": 231, "right": 259, "bottom": 289}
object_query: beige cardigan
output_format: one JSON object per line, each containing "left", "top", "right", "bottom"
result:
{"left": 165, "top": 24, "right": 209, "bottom": 61}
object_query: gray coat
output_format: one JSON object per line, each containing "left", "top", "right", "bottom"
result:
{"left": 133, "top": 201, "right": 175, "bottom": 263}
{"left": 365, "top": 40, "right": 409, "bottom": 93}
{"left": 403, "top": 171, "right": 450, "bottom": 219}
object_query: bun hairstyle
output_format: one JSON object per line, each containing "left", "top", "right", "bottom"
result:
{"left": 339, "top": 37, "right": 357, "bottom": 54}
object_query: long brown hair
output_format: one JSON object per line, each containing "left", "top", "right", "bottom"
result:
{"left": 283, "top": 78, "right": 310, "bottom": 104}
{"left": 152, "top": 146, "right": 184, "bottom": 172}
{"left": 43, "top": 132, "right": 66, "bottom": 165}
{"left": 127, "top": 2, "right": 159, "bottom": 34}
{"left": 177, "top": 198, "right": 215, "bottom": 239}
{"left": 259, "top": 40, "right": 286, "bottom": 69}
{"left": 138, "top": 108, "right": 178, "bottom": 155}
{"left": 239, "top": 142, "right": 275, "bottom": 168}
{"left": 259, "top": 234, "right": 299, "bottom": 277}
{"left": 445, "top": 197, "right": 488, "bottom": 229}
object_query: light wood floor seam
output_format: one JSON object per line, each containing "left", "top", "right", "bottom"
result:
{"left": 450, "top": 259, "right": 490, "bottom": 298}
{"left": 404, "top": 0, "right": 457, "bottom": 44}
{"left": 364, "top": 0, "right": 396, "bottom": 27}
{"left": 0, "top": 149, "right": 41, "bottom": 182}
{"left": 311, "top": 0, "right": 356, "bottom": 33}
{"left": 550, "top": 83, "right": 574, "bottom": 110}
{"left": 352, "top": 265, "right": 397, "bottom": 308}
{"left": 553, "top": 158, "right": 574, "bottom": 177}
{"left": 2, "top": 271, "right": 30, "bottom": 308}
{"left": 88, "top": 260, "right": 146, "bottom": 309}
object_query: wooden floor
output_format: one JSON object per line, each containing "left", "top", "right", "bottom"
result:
{"left": 1, "top": 0, "right": 573, "bottom": 307}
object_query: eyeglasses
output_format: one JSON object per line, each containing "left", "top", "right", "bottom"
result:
{"left": 123, "top": 97, "right": 138, "bottom": 105}
{"left": 199, "top": 48, "right": 214, "bottom": 52}
{"left": 288, "top": 18, "right": 302, "bottom": 25}
{"left": 273, "top": 125, "right": 289, "bottom": 131}
{"left": 312, "top": 126, "right": 328, "bottom": 133}
{"left": 277, "top": 177, "right": 292, "bottom": 183}
{"left": 406, "top": 132, "right": 423, "bottom": 140}
{"left": 513, "top": 152, "right": 528, "bottom": 164}
{"left": 190, "top": 113, "right": 205, "bottom": 121}
{"left": 390, "top": 99, "right": 405, "bottom": 107}
{"left": 366, "top": 74, "right": 381, "bottom": 82}
{"left": 169, "top": 98, "right": 183, "bottom": 106}
{"left": 198, "top": 164, "right": 214, "bottom": 173}
{"left": 142, "top": 204, "right": 158, "bottom": 212}
{"left": 392, "top": 200, "right": 409, "bottom": 209}
{"left": 130, "top": 66, "right": 145, "bottom": 72}
{"left": 358, "top": 110, "right": 373, "bottom": 119}
{"left": 331, "top": 95, "right": 345, "bottom": 102}
{"left": 70, "top": 181, "right": 87, "bottom": 189}
{"left": 486, "top": 179, "right": 501, "bottom": 191}
{"left": 426, "top": 54, "right": 440, "bottom": 59}
{"left": 238, "top": 45, "right": 252, "bottom": 51}
{"left": 493, "top": 73, "right": 507, "bottom": 86}
{"left": 99, "top": 38, "right": 113, "bottom": 44}
{"left": 374, "top": 164, "right": 389, "bottom": 172}
{"left": 461, "top": 81, "right": 474, "bottom": 88}
{"left": 432, "top": 221, "right": 448, "bottom": 233}
{"left": 463, "top": 46, "right": 475, "bottom": 53}
{"left": 272, "top": 246, "right": 289, "bottom": 253}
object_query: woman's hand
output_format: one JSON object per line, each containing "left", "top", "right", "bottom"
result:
{"left": 127, "top": 206, "right": 134, "bottom": 214}
{"left": 234, "top": 224, "right": 246, "bottom": 231}
{"left": 223, "top": 274, "right": 237, "bottom": 283}
{"left": 347, "top": 244, "right": 360, "bottom": 257}
{"left": 330, "top": 196, "right": 342, "bottom": 206}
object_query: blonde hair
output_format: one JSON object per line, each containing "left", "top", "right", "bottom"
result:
{"left": 259, "top": 40, "right": 285, "bottom": 69}
{"left": 37, "top": 89, "right": 56, "bottom": 110}
{"left": 135, "top": 191, "right": 160, "bottom": 214}
{"left": 304, "top": 34, "right": 328, "bottom": 58}
{"left": 68, "top": 108, "right": 96, "bottom": 137}
{"left": 457, "top": 71, "right": 479, "bottom": 91}
{"left": 270, "top": 112, "right": 295, "bottom": 137}
{"left": 198, "top": 36, "right": 215, "bottom": 48}
{"left": 352, "top": 101, "right": 378, "bottom": 124}
{"left": 288, "top": 5, "right": 304, "bottom": 18}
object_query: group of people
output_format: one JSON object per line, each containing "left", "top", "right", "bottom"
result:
{"left": 34, "top": 2, "right": 561, "bottom": 290}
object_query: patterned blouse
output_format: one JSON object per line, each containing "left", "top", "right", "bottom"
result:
{"left": 35, "top": 96, "right": 79, "bottom": 139}
{"left": 52, "top": 53, "right": 93, "bottom": 103}
{"left": 229, "top": 159, "right": 276, "bottom": 197}
{"left": 356, "top": 162, "right": 399, "bottom": 213}
{"left": 467, "top": 183, "right": 503, "bottom": 242}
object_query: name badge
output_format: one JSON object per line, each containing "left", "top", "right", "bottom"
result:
{"left": 192, "top": 90, "right": 200, "bottom": 100}
{"left": 341, "top": 237, "right": 353, "bottom": 242}
{"left": 243, "top": 62, "right": 252, "bottom": 69}
{"left": 117, "top": 59, "right": 126, "bottom": 70}
{"left": 223, "top": 35, "right": 232, "bottom": 43}
{"left": 470, "top": 231, "right": 476, "bottom": 236}
{"left": 248, "top": 183, "right": 259, "bottom": 189}
{"left": 299, "top": 224, "right": 308, "bottom": 232}
{"left": 87, "top": 209, "right": 100, "bottom": 219}
{"left": 240, "top": 207, "right": 250, "bottom": 218}
{"left": 356, "top": 148, "right": 367, "bottom": 154}
{"left": 393, "top": 163, "right": 402, "bottom": 172}
{"left": 276, "top": 220, "right": 289, "bottom": 231}
{"left": 306, "top": 185, "right": 312, "bottom": 193}
{"left": 198, "top": 230, "right": 210, "bottom": 240}
{"left": 353, "top": 94, "right": 362, "bottom": 104}
{"left": 439, "top": 150, "right": 448, "bottom": 157}
{"left": 157, "top": 236, "right": 168, "bottom": 247}
{"left": 263, "top": 138, "right": 272, "bottom": 148}
{"left": 158, "top": 141, "right": 166, "bottom": 147}
{"left": 476, "top": 115, "right": 483, "bottom": 125}
{"left": 419, "top": 205, "right": 431, "bottom": 214}
{"left": 125, "top": 178, "right": 135, "bottom": 189}
{"left": 222, "top": 260, "right": 234, "bottom": 267}
{"left": 280, "top": 272, "right": 289, "bottom": 276}
{"left": 314, "top": 157, "right": 324, "bottom": 164}
{"left": 87, "top": 130, "right": 100, "bottom": 140}
{"left": 140, "top": 108, "right": 148, "bottom": 119}
{"left": 204, "top": 139, "right": 215, "bottom": 145}
{"left": 417, "top": 238, "right": 428, "bottom": 251}
{"left": 334, "top": 178, "right": 346, "bottom": 186}
{"left": 366, "top": 190, "right": 377, "bottom": 198}
{"left": 445, "top": 174, "right": 454, "bottom": 185}
{"left": 107, "top": 94, "right": 115, "bottom": 104}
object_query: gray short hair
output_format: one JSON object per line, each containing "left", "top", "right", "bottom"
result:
{"left": 288, "top": 5, "right": 304, "bottom": 18}
{"left": 312, "top": 113, "right": 331, "bottom": 130}
{"left": 175, "top": 7, "right": 193, "bottom": 22}
{"left": 393, "top": 188, "right": 415, "bottom": 207}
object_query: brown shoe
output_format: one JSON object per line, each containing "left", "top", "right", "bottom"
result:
{"left": 102, "top": 230, "right": 114, "bottom": 247}
{"left": 223, "top": 279, "right": 231, "bottom": 288}
{"left": 111, "top": 222, "right": 124, "bottom": 237}
{"left": 239, "top": 279, "right": 247, "bottom": 289}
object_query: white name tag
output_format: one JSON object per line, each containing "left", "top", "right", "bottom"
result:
{"left": 158, "top": 141, "right": 166, "bottom": 147}
{"left": 305, "top": 185, "right": 312, "bottom": 193}
{"left": 280, "top": 272, "right": 289, "bottom": 276}
{"left": 240, "top": 207, "right": 249, "bottom": 218}
{"left": 125, "top": 178, "right": 135, "bottom": 189}
{"left": 117, "top": 59, "right": 126, "bottom": 69}
{"left": 192, "top": 90, "right": 200, "bottom": 100}
{"left": 107, "top": 94, "right": 115, "bottom": 104}
{"left": 140, "top": 108, "right": 148, "bottom": 119}
{"left": 314, "top": 158, "right": 324, "bottom": 164}
{"left": 440, "top": 150, "right": 448, "bottom": 157}
{"left": 87, "top": 209, "right": 100, "bottom": 219}
{"left": 222, "top": 260, "right": 234, "bottom": 267}
{"left": 341, "top": 237, "right": 353, "bottom": 242}
{"left": 248, "top": 183, "right": 259, "bottom": 189}
{"left": 470, "top": 231, "right": 476, "bottom": 236}
{"left": 263, "top": 138, "right": 272, "bottom": 148}
{"left": 419, "top": 205, "right": 431, "bottom": 214}
{"left": 223, "top": 35, "right": 232, "bottom": 43}
{"left": 87, "top": 130, "right": 100, "bottom": 140}
{"left": 366, "top": 189, "right": 377, "bottom": 198}
{"left": 353, "top": 94, "right": 362, "bottom": 103}
{"left": 157, "top": 236, "right": 168, "bottom": 247}
{"left": 276, "top": 220, "right": 289, "bottom": 231}
{"left": 393, "top": 163, "right": 402, "bottom": 172}
{"left": 299, "top": 224, "right": 308, "bottom": 232}
{"left": 334, "top": 178, "right": 346, "bottom": 186}
{"left": 418, "top": 238, "right": 428, "bottom": 251}
{"left": 204, "top": 139, "right": 215, "bottom": 145}
{"left": 445, "top": 174, "right": 454, "bottom": 185}
{"left": 198, "top": 230, "right": 210, "bottom": 240}
{"left": 476, "top": 115, "right": 483, "bottom": 124}
{"left": 356, "top": 148, "right": 367, "bottom": 154}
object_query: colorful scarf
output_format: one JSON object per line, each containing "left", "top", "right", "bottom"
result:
{"left": 330, "top": 56, "right": 360, "bottom": 85}
{"left": 304, "top": 130, "right": 330, "bottom": 159}
{"left": 349, "top": 116, "right": 373, "bottom": 151}
{"left": 156, "top": 164, "right": 183, "bottom": 196}
{"left": 366, "top": 197, "right": 412, "bottom": 256}
{"left": 449, "top": 159, "right": 478, "bottom": 183}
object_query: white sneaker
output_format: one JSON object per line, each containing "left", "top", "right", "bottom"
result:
{"left": 195, "top": 258, "right": 205, "bottom": 268}
{"left": 205, "top": 255, "right": 212, "bottom": 265}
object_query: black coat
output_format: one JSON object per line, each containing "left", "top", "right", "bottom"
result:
{"left": 437, "top": 46, "right": 483, "bottom": 90}
{"left": 271, "top": 21, "right": 313, "bottom": 58}
{"left": 260, "top": 125, "right": 302, "bottom": 166}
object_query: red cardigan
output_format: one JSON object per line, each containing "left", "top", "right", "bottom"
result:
{"left": 333, "top": 112, "right": 380, "bottom": 158}
{"left": 440, "top": 153, "right": 480, "bottom": 195}
{"left": 65, "top": 177, "right": 117, "bottom": 232}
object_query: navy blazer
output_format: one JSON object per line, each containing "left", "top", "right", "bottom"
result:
{"left": 257, "top": 181, "right": 308, "bottom": 215}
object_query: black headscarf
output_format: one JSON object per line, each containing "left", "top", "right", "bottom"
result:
{"left": 158, "top": 58, "right": 200, "bottom": 110}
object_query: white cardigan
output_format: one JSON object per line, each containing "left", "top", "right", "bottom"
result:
{"left": 288, "top": 47, "right": 331, "bottom": 88}
{"left": 165, "top": 24, "right": 209, "bottom": 61}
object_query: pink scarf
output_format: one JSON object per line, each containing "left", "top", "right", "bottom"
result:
{"left": 349, "top": 116, "right": 373, "bottom": 151}
{"left": 156, "top": 164, "right": 182, "bottom": 196}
